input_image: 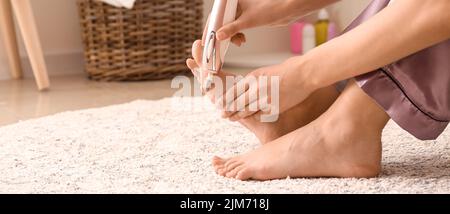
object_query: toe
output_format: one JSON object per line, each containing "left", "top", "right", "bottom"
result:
{"left": 212, "top": 156, "right": 228, "bottom": 173}
{"left": 192, "top": 40, "right": 203, "bottom": 65}
{"left": 186, "top": 58, "right": 198, "bottom": 70}
{"left": 212, "top": 156, "right": 225, "bottom": 166}
{"left": 215, "top": 166, "right": 225, "bottom": 174}
{"left": 218, "top": 167, "right": 228, "bottom": 176}
{"left": 226, "top": 166, "right": 244, "bottom": 178}
{"left": 229, "top": 113, "right": 241, "bottom": 122}
{"left": 224, "top": 158, "right": 241, "bottom": 170}
{"left": 236, "top": 168, "right": 253, "bottom": 181}
{"left": 225, "top": 161, "right": 243, "bottom": 172}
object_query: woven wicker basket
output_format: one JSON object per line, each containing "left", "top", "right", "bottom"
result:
{"left": 77, "top": 0, "right": 203, "bottom": 81}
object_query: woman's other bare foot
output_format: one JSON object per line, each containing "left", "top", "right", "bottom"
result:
{"left": 213, "top": 80, "right": 390, "bottom": 180}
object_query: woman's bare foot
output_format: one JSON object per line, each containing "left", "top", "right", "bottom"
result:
{"left": 187, "top": 40, "right": 338, "bottom": 144}
{"left": 213, "top": 80, "right": 390, "bottom": 180}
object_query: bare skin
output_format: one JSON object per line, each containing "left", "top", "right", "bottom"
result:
{"left": 187, "top": 40, "right": 389, "bottom": 180}
{"left": 187, "top": 42, "right": 388, "bottom": 180}
{"left": 212, "top": 80, "right": 390, "bottom": 180}
{"left": 220, "top": 0, "right": 450, "bottom": 121}
{"left": 236, "top": 85, "right": 338, "bottom": 144}
{"left": 187, "top": 41, "right": 339, "bottom": 144}
{"left": 186, "top": 0, "right": 450, "bottom": 181}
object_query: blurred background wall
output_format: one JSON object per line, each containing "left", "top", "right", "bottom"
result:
{"left": 0, "top": 0, "right": 370, "bottom": 80}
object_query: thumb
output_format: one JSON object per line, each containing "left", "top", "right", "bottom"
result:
{"left": 216, "top": 20, "right": 246, "bottom": 41}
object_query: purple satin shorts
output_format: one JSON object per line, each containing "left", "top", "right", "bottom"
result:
{"left": 345, "top": 0, "right": 450, "bottom": 140}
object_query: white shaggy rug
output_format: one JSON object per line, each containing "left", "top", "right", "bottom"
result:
{"left": 1, "top": 97, "right": 449, "bottom": 194}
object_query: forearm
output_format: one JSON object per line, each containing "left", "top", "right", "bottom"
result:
{"left": 289, "top": 0, "right": 339, "bottom": 15}
{"left": 297, "top": 0, "right": 450, "bottom": 89}
{"left": 282, "top": 0, "right": 339, "bottom": 23}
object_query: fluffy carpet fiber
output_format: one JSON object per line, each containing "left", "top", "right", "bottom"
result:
{"left": 0, "top": 97, "right": 449, "bottom": 193}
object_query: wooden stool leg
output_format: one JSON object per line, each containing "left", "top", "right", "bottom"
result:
{"left": 0, "top": 0, "right": 23, "bottom": 79}
{"left": 11, "top": 0, "right": 49, "bottom": 90}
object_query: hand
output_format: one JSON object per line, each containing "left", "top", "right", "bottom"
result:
{"left": 204, "top": 0, "right": 337, "bottom": 44}
{"left": 186, "top": 40, "right": 236, "bottom": 102}
{"left": 203, "top": 0, "right": 305, "bottom": 46}
{"left": 217, "top": 57, "right": 318, "bottom": 122}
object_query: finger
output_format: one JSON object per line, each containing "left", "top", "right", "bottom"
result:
{"left": 236, "top": 84, "right": 259, "bottom": 112}
{"left": 215, "top": 75, "right": 242, "bottom": 107}
{"left": 226, "top": 87, "right": 258, "bottom": 120}
{"left": 236, "top": 108, "right": 260, "bottom": 120}
{"left": 229, "top": 93, "right": 265, "bottom": 121}
{"left": 225, "top": 77, "right": 249, "bottom": 109}
{"left": 249, "top": 109, "right": 269, "bottom": 123}
{"left": 250, "top": 98, "right": 277, "bottom": 123}
{"left": 217, "top": 20, "right": 246, "bottom": 41}
{"left": 223, "top": 75, "right": 258, "bottom": 117}
{"left": 258, "top": 96, "right": 272, "bottom": 112}
{"left": 217, "top": 78, "right": 249, "bottom": 115}
{"left": 202, "top": 14, "right": 211, "bottom": 46}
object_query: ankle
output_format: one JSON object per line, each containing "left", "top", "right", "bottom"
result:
{"left": 240, "top": 116, "right": 282, "bottom": 144}
{"left": 325, "top": 101, "right": 386, "bottom": 136}
{"left": 319, "top": 112, "right": 383, "bottom": 178}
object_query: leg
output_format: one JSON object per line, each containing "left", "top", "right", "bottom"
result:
{"left": 214, "top": 79, "right": 390, "bottom": 180}
{"left": 11, "top": 0, "right": 50, "bottom": 90}
{"left": 0, "top": 0, "right": 22, "bottom": 79}
{"left": 187, "top": 40, "right": 339, "bottom": 143}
